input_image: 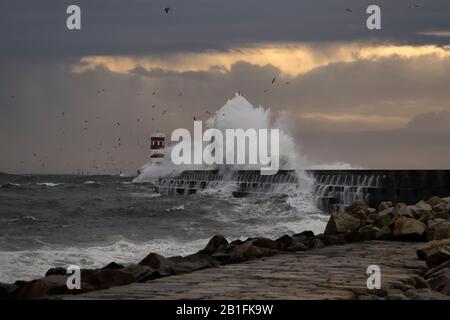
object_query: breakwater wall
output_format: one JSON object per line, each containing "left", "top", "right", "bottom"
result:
{"left": 154, "top": 170, "right": 450, "bottom": 212}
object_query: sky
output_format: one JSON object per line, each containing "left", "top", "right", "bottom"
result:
{"left": 1, "top": 0, "right": 450, "bottom": 174}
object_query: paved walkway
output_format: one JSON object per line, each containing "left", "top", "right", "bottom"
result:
{"left": 65, "top": 241, "right": 426, "bottom": 300}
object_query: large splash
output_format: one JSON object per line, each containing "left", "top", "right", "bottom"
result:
{"left": 134, "top": 94, "right": 312, "bottom": 185}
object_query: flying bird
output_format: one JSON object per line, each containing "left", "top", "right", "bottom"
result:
{"left": 264, "top": 89, "right": 269, "bottom": 93}
{"left": 345, "top": 8, "right": 352, "bottom": 13}
{"left": 271, "top": 77, "right": 276, "bottom": 84}
{"left": 164, "top": 7, "right": 172, "bottom": 14}
{"left": 408, "top": 4, "right": 420, "bottom": 9}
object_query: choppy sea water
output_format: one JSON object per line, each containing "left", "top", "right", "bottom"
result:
{"left": 0, "top": 172, "right": 328, "bottom": 283}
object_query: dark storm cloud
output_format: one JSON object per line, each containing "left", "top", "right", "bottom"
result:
{"left": 1, "top": 0, "right": 450, "bottom": 58}
{"left": 1, "top": 54, "right": 450, "bottom": 173}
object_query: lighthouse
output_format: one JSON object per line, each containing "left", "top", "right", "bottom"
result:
{"left": 150, "top": 132, "right": 165, "bottom": 163}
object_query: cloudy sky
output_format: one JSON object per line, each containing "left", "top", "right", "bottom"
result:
{"left": 1, "top": 0, "right": 450, "bottom": 174}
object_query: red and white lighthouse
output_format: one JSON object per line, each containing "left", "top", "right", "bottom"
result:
{"left": 150, "top": 132, "right": 165, "bottom": 163}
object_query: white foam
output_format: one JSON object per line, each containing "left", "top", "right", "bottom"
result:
{"left": 37, "top": 182, "right": 63, "bottom": 187}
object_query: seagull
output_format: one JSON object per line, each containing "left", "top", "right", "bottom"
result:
{"left": 178, "top": 92, "right": 183, "bottom": 96}
{"left": 164, "top": 7, "right": 172, "bottom": 14}
{"left": 408, "top": 4, "right": 420, "bottom": 9}
{"left": 152, "top": 92, "right": 156, "bottom": 95}
{"left": 285, "top": 81, "right": 290, "bottom": 85}
{"left": 346, "top": 8, "right": 352, "bottom": 13}
{"left": 162, "top": 110, "right": 167, "bottom": 115}
{"left": 271, "top": 77, "right": 276, "bottom": 84}
{"left": 264, "top": 89, "right": 269, "bottom": 93}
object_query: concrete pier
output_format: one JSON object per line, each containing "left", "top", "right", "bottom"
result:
{"left": 63, "top": 241, "right": 426, "bottom": 300}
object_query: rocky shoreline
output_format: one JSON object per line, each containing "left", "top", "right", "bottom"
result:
{"left": 1, "top": 195, "right": 450, "bottom": 300}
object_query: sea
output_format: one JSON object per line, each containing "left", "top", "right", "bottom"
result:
{"left": 0, "top": 172, "right": 328, "bottom": 283}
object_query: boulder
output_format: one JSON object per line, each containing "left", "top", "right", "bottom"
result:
{"left": 378, "top": 201, "right": 393, "bottom": 211}
{"left": 139, "top": 252, "right": 175, "bottom": 274}
{"left": 0, "top": 282, "right": 19, "bottom": 299}
{"left": 374, "top": 226, "right": 393, "bottom": 241}
{"left": 275, "top": 235, "right": 293, "bottom": 250}
{"left": 324, "top": 213, "right": 361, "bottom": 235}
{"left": 311, "top": 238, "right": 326, "bottom": 249}
{"left": 375, "top": 211, "right": 393, "bottom": 228}
{"left": 393, "top": 204, "right": 413, "bottom": 218}
{"left": 252, "top": 238, "right": 281, "bottom": 250}
{"left": 417, "top": 239, "right": 450, "bottom": 261}
{"left": 393, "top": 217, "right": 426, "bottom": 240}
{"left": 344, "top": 229, "right": 374, "bottom": 243}
{"left": 286, "top": 242, "right": 309, "bottom": 252}
{"left": 318, "top": 234, "right": 347, "bottom": 246}
{"left": 345, "top": 200, "right": 367, "bottom": 215}
{"left": 409, "top": 200, "right": 432, "bottom": 218}
{"left": 441, "top": 280, "right": 450, "bottom": 296}
{"left": 122, "top": 264, "right": 161, "bottom": 282}
{"left": 424, "top": 246, "right": 450, "bottom": 268}
{"left": 229, "top": 242, "right": 278, "bottom": 263}
{"left": 427, "top": 196, "right": 443, "bottom": 207}
{"left": 83, "top": 269, "right": 135, "bottom": 290}
{"left": 426, "top": 268, "right": 450, "bottom": 291}
{"left": 169, "top": 253, "right": 221, "bottom": 273}
{"left": 45, "top": 267, "right": 67, "bottom": 276}
{"left": 426, "top": 220, "right": 450, "bottom": 241}
{"left": 14, "top": 275, "right": 93, "bottom": 299}
{"left": 102, "top": 262, "right": 124, "bottom": 270}
{"left": 293, "top": 230, "right": 315, "bottom": 238}
{"left": 198, "top": 235, "right": 228, "bottom": 255}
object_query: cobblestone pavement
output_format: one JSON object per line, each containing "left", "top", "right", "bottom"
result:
{"left": 63, "top": 241, "right": 426, "bottom": 300}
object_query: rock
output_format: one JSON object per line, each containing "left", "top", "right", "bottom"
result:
{"left": 311, "top": 238, "right": 326, "bottom": 249}
{"left": 286, "top": 242, "right": 309, "bottom": 252}
{"left": 102, "top": 262, "right": 124, "bottom": 270}
{"left": 441, "top": 280, "right": 450, "bottom": 296}
{"left": 408, "top": 275, "right": 430, "bottom": 289}
{"left": 434, "top": 201, "right": 450, "bottom": 212}
{"left": 170, "top": 253, "right": 221, "bottom": 273}
{"left": 318, "top": 234, "right": 347, "bottom": 246}
{"left": 424, "top": 246, "right": 450, "bottom": 268}
{"left": 229, "top": 242, "right": 278, "bottom": 263}
{"left": 252, "top": 238, "right": 280, "bottom": 250}
{"left": 122, "top": 264, "right": 161, "bottom": 282}
{"left": 275, "top": 235, "right": 293, "bottom": 250}
{"left": 417, "top": 239, "right": 450, "bottom": 261}
{"left": 378, "top": 201, "right": 393, "bottom": 211}
{"left": 403, "top": 288, "right": 450, "bottom": 300}
{"left": 293, "top": 230, "right": 315, "bottom": 238}
{"left": 198, "top": 235, "right": 228, "bottom": 255}
{"left": 431, "top": 211, "right": 450, "bottom": 221}
{"left": 427, "top": 196, "right": 443, "bottom": 207}
{"left": 426, "top": 220, "right": 450, "bottom": 241}
{"left": 426, "top": 268, "right": 450, "bottom": 291}
{"left": 139, "top": 252, "right": 175, "bottom": 274}
{"left": 0, "top": 282, "right": 19, "bottom": 299}
{"left": 344, "top": 229, "right": 374, "bottom": 243}
{"left": 375, "top": 211, "right": 393, "bottom": 228}
{"left": 345, "top": 200, "right": 367, "bottom": 214}
{"left": 374, "top": 226, "right": 393, "bottom": 240}
{"left": 423, "top": 260, "right": 450, "bottom": 279}
{"left": 45, "top": 267, "right": 67, "bottom": 276}
{"left": 393, "top": 204, "right": 413, "bottom": 218}
{"left": 324, "top": 213, "right": 361, "bottom": 235}
{"left": 14, "top": 275, "right": 93, "bottom": 299}
{"left": 442, "top": 196, "right": 450, "bottom": 204}
{"left": 84, "top": 269, "right": 135, "bottom": 290}
{"left": 409, "top": 200, "right": 432, "bottom": 218}
{"left": 393, "top": 217, "right": 426, "bottom": 240}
